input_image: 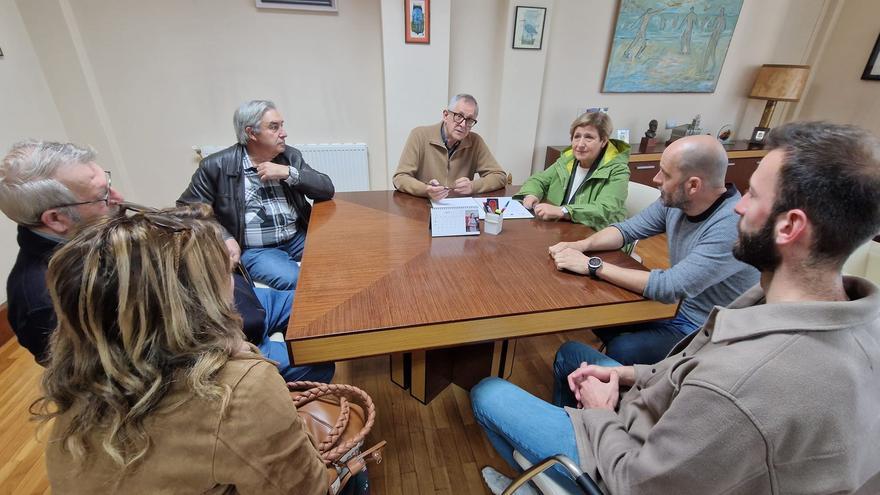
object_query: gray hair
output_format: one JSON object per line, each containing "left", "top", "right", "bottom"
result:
{"left": 448, "top": 94, "right": 479, "bottom": 118}
{"left": 0, "top": 140, "right": 93, "bottom": 226}
{"left": 676, "top": 138, "right": 728, "bottom": 188}
{"left": 233, "top": 100, "right": 276, "bottom": 145}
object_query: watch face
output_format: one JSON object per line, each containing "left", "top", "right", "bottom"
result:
{"left": 588, "top": 257, "right": 602, "bottom": 269}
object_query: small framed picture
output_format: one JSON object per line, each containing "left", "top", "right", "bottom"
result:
{"left": 512, "top": 6, "right": 546, "bottom": 50}
{"left": 749, "top": 126, "right": 770, "bottom": 145}
{"left": 616, "top": 129, "right": 630, "bottom": 143}
{"left": 405, "top": 0, "right": 430, "bottom": 44}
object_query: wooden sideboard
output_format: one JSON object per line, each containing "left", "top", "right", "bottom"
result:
{"left": 544, "top": 140, "right": 768, "bottom": 193}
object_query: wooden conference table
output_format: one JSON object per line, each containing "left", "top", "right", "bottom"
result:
{"left": 286, "top": 187, "right": 677, "bottom": 403}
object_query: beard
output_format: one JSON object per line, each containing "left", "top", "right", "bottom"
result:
{"left": 733, "top": 216, "right": 781, "bottom": 272}
{"left": 660, "top": 181, "right": 689, "bottom": 210}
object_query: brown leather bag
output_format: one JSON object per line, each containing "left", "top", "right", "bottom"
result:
{"left": 289, "top": 381, "right": 387, "bottom": 495}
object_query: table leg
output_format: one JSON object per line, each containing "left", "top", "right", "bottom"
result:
{"left": 406, "top": 341, "right": 517, "bottom": 404}
{"left": 390, "top": 352, "right": 410, "bottom": 389}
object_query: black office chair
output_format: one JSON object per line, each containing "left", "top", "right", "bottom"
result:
{"left": 503, "top": 454, "right": 604, "bottom": 495}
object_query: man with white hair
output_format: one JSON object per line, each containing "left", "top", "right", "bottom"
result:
{"left": 0, "top": 141, "right": 123, "bottom": 362}
{"left": 179, "top": 99, "right": 335, "bottom": 290}
{"left": 393, "top": 93, "right": 508, "bottom": 200}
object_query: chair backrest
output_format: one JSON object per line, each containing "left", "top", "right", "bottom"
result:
{"left": 625, "top": 181, "right": 660, "bottom": 218}
{"left": 843, "top": 238, "right": 880, "bottom": 284}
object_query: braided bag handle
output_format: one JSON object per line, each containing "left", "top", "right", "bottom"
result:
{"left": 288, "top": 381, "right": 377, "bottom": 464}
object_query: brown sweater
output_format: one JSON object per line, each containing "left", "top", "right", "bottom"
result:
{"left": 569, "top": 277, "right": 880, "bottom": 494}
{"left": 46, "top": 359, "right": 326, "bottom": 495}
{"left": 392, "top": 122, "right": 507, "bottom": 196}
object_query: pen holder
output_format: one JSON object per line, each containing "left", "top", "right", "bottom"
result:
{"left": 484, "top": 212, "right": 503, "bottom": 235}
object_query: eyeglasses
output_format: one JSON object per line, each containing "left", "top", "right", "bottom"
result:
{"left": 447, "top": 111, "right": 478, "bottom": 129}
{"left": 53, "top": 171, "right": 112, "bottom": 209}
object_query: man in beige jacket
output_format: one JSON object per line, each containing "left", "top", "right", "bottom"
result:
{"left": 472, "top": 121, "right": 880, "bottom": 494}
{"left": 393, "top": 94, "right": 508, "bottom": 200}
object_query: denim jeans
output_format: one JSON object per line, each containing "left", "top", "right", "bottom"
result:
{"left": 592, "top": 313, "right": 699, "bottom": 365}
{"left": 552, "top": 342, "right": 623, "bottom": 408}
{"left": 241, "top": 229, "right": 306, "bottom": 290}
{"left": 471, "top": 377, "right": 581, "bottom": 492}
{"left": 253, "top": 287, "right": 335, "bottom": 383}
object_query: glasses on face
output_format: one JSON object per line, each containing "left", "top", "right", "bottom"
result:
{"left": 447, "top": 111, "right": 478, "bottom": 129}
{"left": 54, "top": 171, "right": 112, "bottom": 209}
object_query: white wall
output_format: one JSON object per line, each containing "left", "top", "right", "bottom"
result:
{"left": 0, "top": 0, "right": 69, "bottom": 302}
{"left": 17, "top": 0, "right": 388, "bottom": 206}
{"left": 797, "top": 0, "right": 880, "bottom": 135}
{"left": 532, "top": 0, "right": 827, "bottom": 175}
{"left": 381, "top": 0, "right": 451, "bottom": 182}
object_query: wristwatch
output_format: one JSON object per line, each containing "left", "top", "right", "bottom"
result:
{"left": 560, "top": 206, "right": 569, "bottom": 218}
{"left": 588, "top": 256, "right": 603, "bottom": 278}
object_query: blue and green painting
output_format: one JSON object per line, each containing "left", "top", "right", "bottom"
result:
{"left": 603, "top": 0, "right": 743, "bottom": 93}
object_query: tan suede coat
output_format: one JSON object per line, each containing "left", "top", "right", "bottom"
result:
{"left": 392, "top": 122, "right": 507, "bottom": 196}
{"left": 568, "top": 277, "right": 880, "bottom": 494}
{"left": 46, "top": 359, "right": 326, "bottom": 495}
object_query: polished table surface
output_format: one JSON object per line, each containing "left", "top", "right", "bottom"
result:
{"left": 286, "top": 188, "right": 677, "bottom": 366}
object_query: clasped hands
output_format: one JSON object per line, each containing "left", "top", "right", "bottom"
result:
{"left": 426, "top": 178, "right": 474, "bottom": 200}
{"left": 522, "top": 195, "right": 566, "bottom": 221}
{"left": 568, "top": 363, "right": 630, "bottom": 410}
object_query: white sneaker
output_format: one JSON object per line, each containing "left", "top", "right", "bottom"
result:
{"left": 481, "top": 466, "right": 538, "bottom": 495}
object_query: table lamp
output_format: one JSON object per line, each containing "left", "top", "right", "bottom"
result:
{"left": 748, "top": 64, "right": 810, "bottom": 145}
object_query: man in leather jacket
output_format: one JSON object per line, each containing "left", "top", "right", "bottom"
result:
{"left": 178, "top": 100, "right": 335, "bottom": 290}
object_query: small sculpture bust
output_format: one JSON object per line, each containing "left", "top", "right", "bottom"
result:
{"left": 645, "top": 119, "right": 658, "bottom": 139}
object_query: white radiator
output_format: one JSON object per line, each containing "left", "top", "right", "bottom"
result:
{"left": 294, "top": 143, "right": 370, "bottom": 192}
{"left": 193, "top": 142, "right": 370, "bottom": 192}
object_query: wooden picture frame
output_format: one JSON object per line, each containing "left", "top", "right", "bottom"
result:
{"left": 405, "top": 0, "right": 430, "bottom": 44}
{"left": 862, "top": 33, "right": 880, "bottom": 81}
{"left": 512, "top": 6, "right": 546, "bottom": 50}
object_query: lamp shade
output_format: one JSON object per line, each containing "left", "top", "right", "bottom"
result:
{"left": 749, "top": 64, "right": 810, "bottom": 101}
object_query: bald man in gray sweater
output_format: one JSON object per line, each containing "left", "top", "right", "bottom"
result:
{"left": 549, "top": 135, "right": 758, "bottom": 375}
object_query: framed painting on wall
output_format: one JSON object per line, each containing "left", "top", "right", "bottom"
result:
{"left": 862, "top": 33, "right": 880, "bottom": 81}
{"left": 405, "top": 0, "right": 430, "bottom": 44}
{"left": 603, "top": 0, "right": 744, "bottom": 93}
{"left": 512, "top": 6, "right": 547, "bottom": 50}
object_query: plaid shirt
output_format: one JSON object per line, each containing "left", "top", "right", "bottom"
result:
{"left": 241, "top": 154, "right": 300, "bottom": 248}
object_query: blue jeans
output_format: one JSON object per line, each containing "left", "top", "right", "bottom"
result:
{"left": 241, "top": 230, "right": 306, "bottom": 290}
{"left": 552, "top": 342, "right": 622, "bottom": 408}
{"left": 592, "top": 313, "right": 698, "bottom": 365}
{"left": 471, "top": 377, "right": 581, "bottom": 492}
{"left": 254, "top": 287, "right": 334, "bottom": 383}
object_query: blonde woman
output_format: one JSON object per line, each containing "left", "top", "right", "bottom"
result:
{"left": 34, "top": 205, "right": 327, "bottom": 494}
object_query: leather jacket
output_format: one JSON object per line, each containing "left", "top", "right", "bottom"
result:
{"left": 178, "top": 144, "right": 334, "bottom": 243}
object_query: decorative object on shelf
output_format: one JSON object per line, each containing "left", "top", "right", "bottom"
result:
{"left": 603, "top": 0, "right": 744, "bottom": 93}
{"left": 862, "top": 33, "right": 880, "bottom": 81}
{"left": 716, "top": 124, "right": 733, "bottom": 144}
{"left": 405, "top": 0, "right": 430, "bottom": 44}
{"left": 512, "top": 6, "right": 547, "bottom": 50}
{"left": 616, "top": 129, "right": 631, "bottom": 143}
{"left": 639, "top": 119, "right": 658, "bottom": 152}
{"left": 255, "top": 0, "right": 337, "bottom": 11}
{"left": 687, "top": 114, "right": 704, "bottom": 135}
{"left": 748, "top": 64, "right": 810, "bottom": 145}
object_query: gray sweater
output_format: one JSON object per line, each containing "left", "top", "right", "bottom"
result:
{"left": 613, "top": 186, "right": 759, "bottom": 326}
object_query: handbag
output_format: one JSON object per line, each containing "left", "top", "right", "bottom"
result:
{"left": 289, "top": 381, "right": 387, "bottom": 495}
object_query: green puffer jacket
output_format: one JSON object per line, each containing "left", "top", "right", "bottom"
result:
{"left": 514, "top": 139, "right": 631, "bottom": 231}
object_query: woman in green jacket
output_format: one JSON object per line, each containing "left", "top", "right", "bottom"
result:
{"left": 515, "top": 111, "right": 630, "bottom": 231}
